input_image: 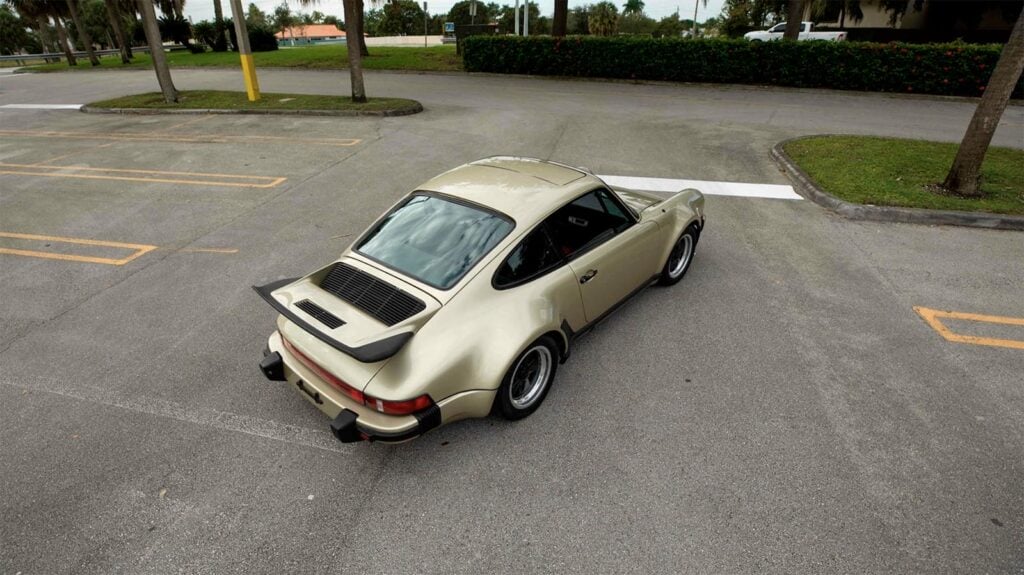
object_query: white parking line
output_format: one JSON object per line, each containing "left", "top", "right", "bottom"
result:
{"left": 0, "top": 103, "right": 84, "bottom": 110}
{"left": 599, "top": 175, "right": 802, "bottom": 200}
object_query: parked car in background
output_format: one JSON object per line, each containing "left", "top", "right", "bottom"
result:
{"left": 744, "top": 22, "right": 847, "bottom": 42}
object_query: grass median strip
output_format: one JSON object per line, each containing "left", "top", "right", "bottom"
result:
{"left": 784, "top": 136, "right": 1024, "bottom": 216}
{"left": 89, "top": 90, "right": 420, "bottom": 114}
{"left": 23, "top": 45, "right": 460, "bottom": 73}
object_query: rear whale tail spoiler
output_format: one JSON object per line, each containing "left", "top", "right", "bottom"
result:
{"left": 253, "top": 278, "right": 413, "bottom": 363}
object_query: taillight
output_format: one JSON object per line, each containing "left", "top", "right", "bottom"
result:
{"left": 282, "top": 336, "right": 433, "bottom": 416}
{"left": 363, "top": 394, "right": 433, "bottom": 416}
{"left": 282, "top": 337, "right": 365, "bottom": 404}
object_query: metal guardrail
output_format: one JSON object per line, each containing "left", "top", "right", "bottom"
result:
{"left": 0, "top": 45, "right": 183, "bottom": 64}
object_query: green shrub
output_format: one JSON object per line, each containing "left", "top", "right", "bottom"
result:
{"left": 247, "top": 24, "right": 279, "bottom": 52}
{"left": 463, "top": 36, "right": 1023, "bottom": 98}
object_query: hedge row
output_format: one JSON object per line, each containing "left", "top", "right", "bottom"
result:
{"left": 462, "top": 36, "right": 1023, "bottom": 98}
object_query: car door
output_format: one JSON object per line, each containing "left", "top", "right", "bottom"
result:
{"left": 545, "top": 188, "right": 663, "bottom": 323}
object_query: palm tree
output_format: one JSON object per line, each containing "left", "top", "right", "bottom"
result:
{"left": 622, "top": 0, "right": 644, "bottom": 17}
{"left": 6, "top": 0, "right": 58, "bottom": 61}
{"left": 691, "top": 0, "right": 706, "bottom": 36}
{"left": 589, "top": 1, "right": 617, "bottom": 36}
{"left": 103, "top": 0, "right": 133, "bottom": 63}
{"left": 42, "top": 1, "right": 78, "bottom": 66}
{"left": 552, "top": 0, "right": 567, "bottom": 36}
{"left": 66, "top": 0, "right": 101, "bottom": 65}
{"left": 940, "top": 9, "right": 1024, "bottom": 197}
{"left": 783, "top": 0, "right": 804, "bottom": 41}
{"left": 137, "top": 0, "right": 178, "bottom": 102}
{"left": 296, "top": 0, "right": 366, "bottom": 102}
{"left": 212, "top": 0, "right": 228, "bottom": 51}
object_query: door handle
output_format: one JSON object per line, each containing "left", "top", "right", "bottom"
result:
{"left": 579, "top": 269, "right": 598, "bottom": 284}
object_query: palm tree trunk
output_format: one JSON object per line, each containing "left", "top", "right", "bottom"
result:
{"left": 343, "top": 0, "right": 367, "bottom": 102}
{"left": 137, "top": 0, "right": 178, "bottom": 102}
{"left": 52, "top": 15, "right": 78, "bottom": 66}
{"left": 36, "top": 15, "right": 59, "bottom": 62}
{"left": 783, "top": 0, "right": 803, "bottom": 41}
{"left": 104, "top": 0, "right": 132, "bottom": 63}
{"left": 357, "top": 0, "right": 369, "bottom": 57}
{"left": 173, "top": 0, "right": 184, "bottom": 19}
{"left": 213, "top": 0, "right": 228, "bottom": 51}
{"left": 552, "top": 0, "right": 567, "bottom": 36}
{"left": 67, "top": 0, "right": 102, "bottom": 65}
{"left": 941, "top": 10, "right": 1024, "bottom": 198}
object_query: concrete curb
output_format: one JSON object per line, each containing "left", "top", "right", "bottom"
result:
{"left": 770, "top": 137, "right": 1024, "bottom": 231}
{"left": 80, "top": 101, "right": 423, "bottom": 117}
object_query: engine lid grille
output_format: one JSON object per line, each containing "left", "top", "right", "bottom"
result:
{"left": 320, "top": 263, "right": 426, "bottom": 326}
{"left": 295, "top": 299, "right": 345, "bottom": 329}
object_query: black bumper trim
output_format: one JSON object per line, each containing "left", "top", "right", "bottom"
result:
{"left": 253, "top": 278, "right": 413, "bottom": 363}
{"left": 329, "top": 404, "right": 442, "bottom": 444}
{"left": 259, "top": 351, "right": 286, "bottom": 381}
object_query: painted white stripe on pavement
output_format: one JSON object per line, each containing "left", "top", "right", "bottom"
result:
{"left": 0, "top": 103, "right": 84, "bottom": 110}
{"left": 599, "top": 175, "right": 802, "bottom": 200}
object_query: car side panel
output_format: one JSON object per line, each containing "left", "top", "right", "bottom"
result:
{"left": 363, "top": 257, "right": 585, "bottom": 419}
{"left": 568, "top": 221, "right": 664, "bottom": 322}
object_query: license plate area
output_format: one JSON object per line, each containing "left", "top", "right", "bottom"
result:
{"left": 295, "top": 380, "right": 324, "bottom": 405}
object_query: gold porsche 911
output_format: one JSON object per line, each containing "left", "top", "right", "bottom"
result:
{"left": 255, "top": 157, "right": 705, "bottom": 443}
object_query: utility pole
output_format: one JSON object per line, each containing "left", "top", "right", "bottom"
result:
{"left": 523, "top": 0, "right": 529, "bottom": 35}
{"left": 514, "top": 0, "right": 520, "bottom": 35}
{"left": 424, "top": 1, "right": 428, "bottom": 47}
{"left": 229, "top": 0, "right": 261, "bottom": 101}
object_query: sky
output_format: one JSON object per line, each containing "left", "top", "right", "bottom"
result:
{"left": 184, "top": 0, "right": 728, "bottom": 24}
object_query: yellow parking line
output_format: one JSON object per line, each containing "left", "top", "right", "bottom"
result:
{"left": 0, "top": 232, "right": 241, "bottom": 265}
{"left": 0, "top": 129, "right": 361, "bottom": 147}
{"left": 0, "top": 162, "right": 286, "bottom": 189}
{"left": 0, "top": 232, "right": 157, "bottom": 266}
{"left": 914, "top": 306, "right": 1024, "bottom": 351}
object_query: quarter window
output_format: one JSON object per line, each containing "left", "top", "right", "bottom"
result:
{"left": 494, "top": 226, "right": 562, "bottom": 288}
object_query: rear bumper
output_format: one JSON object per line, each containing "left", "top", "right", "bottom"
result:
{"left": 260, "top": 334, "right": 433, "bottom": 443}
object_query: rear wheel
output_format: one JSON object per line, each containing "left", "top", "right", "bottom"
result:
{"left": 658, "top": 224, "right": 699, "bottom": 286}
{"left": 495, "top": 337, "right": 558, "bottom": 420}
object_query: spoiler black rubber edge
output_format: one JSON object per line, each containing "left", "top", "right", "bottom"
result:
{"left": 253, "top": 278, "right": 413, "bottom": 364}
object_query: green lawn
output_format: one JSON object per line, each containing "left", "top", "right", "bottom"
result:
{"left": 23, "top": 45, "right": 461, "bottom": 73}
{"left": 89, "top": 90, "right": 420, "bottom": 113}
{"left": 785, "top": 136, "right": 1024, "bottom": 215}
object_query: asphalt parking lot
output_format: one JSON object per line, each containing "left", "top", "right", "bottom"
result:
{"left": 1, "top": 69, "right": 1023, "bottom": 574}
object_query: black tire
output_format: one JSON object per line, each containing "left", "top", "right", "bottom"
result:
{"left": 658, "top": 224, "right": 699, "bottom": 286}
{"left": 494, "top": 336, "right": 559, "bottom": 420}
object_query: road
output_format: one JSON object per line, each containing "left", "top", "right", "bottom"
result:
{"left": 1, "top": 69, "right": 1022, "bottom": 574}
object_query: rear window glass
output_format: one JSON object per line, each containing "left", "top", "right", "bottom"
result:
{"left": 357, "top": 195, "right": 513, "bottom": 290}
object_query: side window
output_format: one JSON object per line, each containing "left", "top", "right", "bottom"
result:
{"left": 494, "top": 225, "right": 563, "bottom": 287}
{"left": 770, "top": 23, "right": 785, "bottom": 33}
{"left": 544, "top": 189, "right": 633, "bottom": 259}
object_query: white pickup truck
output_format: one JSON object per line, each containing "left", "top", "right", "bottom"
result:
{"left": 743, "top": 22, "right": 847, "bottom": 42}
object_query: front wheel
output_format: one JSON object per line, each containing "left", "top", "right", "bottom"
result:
{"left": 494, "top": 337, "right": 558, "bottom": 420}
{"left": 658, "top": 224, "right": 699, "bottom": 286}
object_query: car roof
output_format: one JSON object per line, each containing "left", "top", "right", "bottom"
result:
{"left": 417, "top": 157, "right": 606, "bottom": 224}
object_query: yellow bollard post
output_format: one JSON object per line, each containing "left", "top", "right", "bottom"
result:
{"left": 229, "top": 0, "right": 260, "bottom": 101}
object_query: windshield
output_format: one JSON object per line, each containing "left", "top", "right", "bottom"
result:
{"left": 357, "top": 194, "right": 514, "bottom": 290}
